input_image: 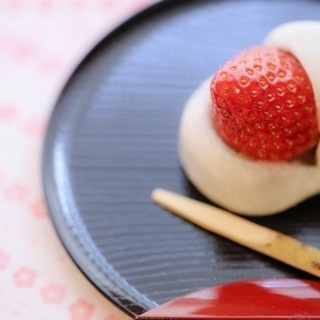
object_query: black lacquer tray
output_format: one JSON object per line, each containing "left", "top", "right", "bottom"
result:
{"left": 43, "top": 0, "right": 320, "bottom": 317}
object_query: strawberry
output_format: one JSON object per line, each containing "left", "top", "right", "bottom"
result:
{"left": 210, "top": 46, "right": 319, "bottom": 161}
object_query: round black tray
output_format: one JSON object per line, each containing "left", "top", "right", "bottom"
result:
{"left": 43, "top": 0, "right": 320, "bottom": 317}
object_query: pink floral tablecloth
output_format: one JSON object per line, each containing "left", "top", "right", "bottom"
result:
{"left": 0, "top": 1, "right": 158, "bottom": 319}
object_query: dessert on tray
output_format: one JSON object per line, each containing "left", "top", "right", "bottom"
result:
{"left": 179, "top": 21, "right": 320, "bottom": 216}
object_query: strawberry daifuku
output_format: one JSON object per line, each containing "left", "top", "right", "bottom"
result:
{"left": 179, "top": 21, "right": 320, "bottom": 216}
{"left": 211, "top": 46, "right": 319, "bottom": 161}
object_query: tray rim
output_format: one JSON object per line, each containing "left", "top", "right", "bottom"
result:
{"left": 41, "top": 0, "right": 185, "bottom": 317}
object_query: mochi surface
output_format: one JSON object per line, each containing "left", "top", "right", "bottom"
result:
{"left": 179, "top": 21, "right": 320, "bottom": 216}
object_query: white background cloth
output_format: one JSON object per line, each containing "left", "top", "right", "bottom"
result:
{"left": 0, "top": 0, "right": 158, "bottom": 319}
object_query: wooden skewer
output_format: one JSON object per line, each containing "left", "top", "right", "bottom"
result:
{"left": 151, "top": 188, "right": 320, "bottom": 278}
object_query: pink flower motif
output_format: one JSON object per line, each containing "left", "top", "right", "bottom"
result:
{"left": 69, "top": 299, "right": 95, "bottom": 320}
{"left": 5, "top": 183, "right": 27, "bottom": 202}
{"left": 41, "top": 283, "right": 66, "bottom": 304}
{"left": 23, "top": 118, "right": 46, "bottom": 137}
{"left": 39, "top": 0, "right": 54, "bottom": 12}
{"left": 39, "top": 56, "right": 62, "bottom": 74}
{"left": 0, "top": 250, "right": 9, "bottom": 270}
{"left": 0, "top": 102, "right": 17, "bottom": 121}
{"left": 2, "top": 222, "right": 11, "bottom": 231}
{"left": 71, "top": 0, "right": 84, "bottom": 10}
{"left": 31, "top": 199, "right": 48, "bottom": 219}
{"left": 101, "top": 0, "right": 116, "bottom": 10}
{"left": 7, "top": 0, "right": 23, "bottom": 11}
{"left": 13, "top": 40, "right": 35, "bottom": 60}
{"left": 13, "top": 266, "right": 37, "bottom": 287}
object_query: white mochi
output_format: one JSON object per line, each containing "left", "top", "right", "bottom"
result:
{"left": 264, "top": 21, "right": 320, "bottom": 129}
{"left": 179, "top": 21, "right": 320, "bottom": 216}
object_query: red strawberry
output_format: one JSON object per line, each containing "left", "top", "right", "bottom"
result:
{"left": 210, "top": 46, "right": 319, "bottom": 161}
